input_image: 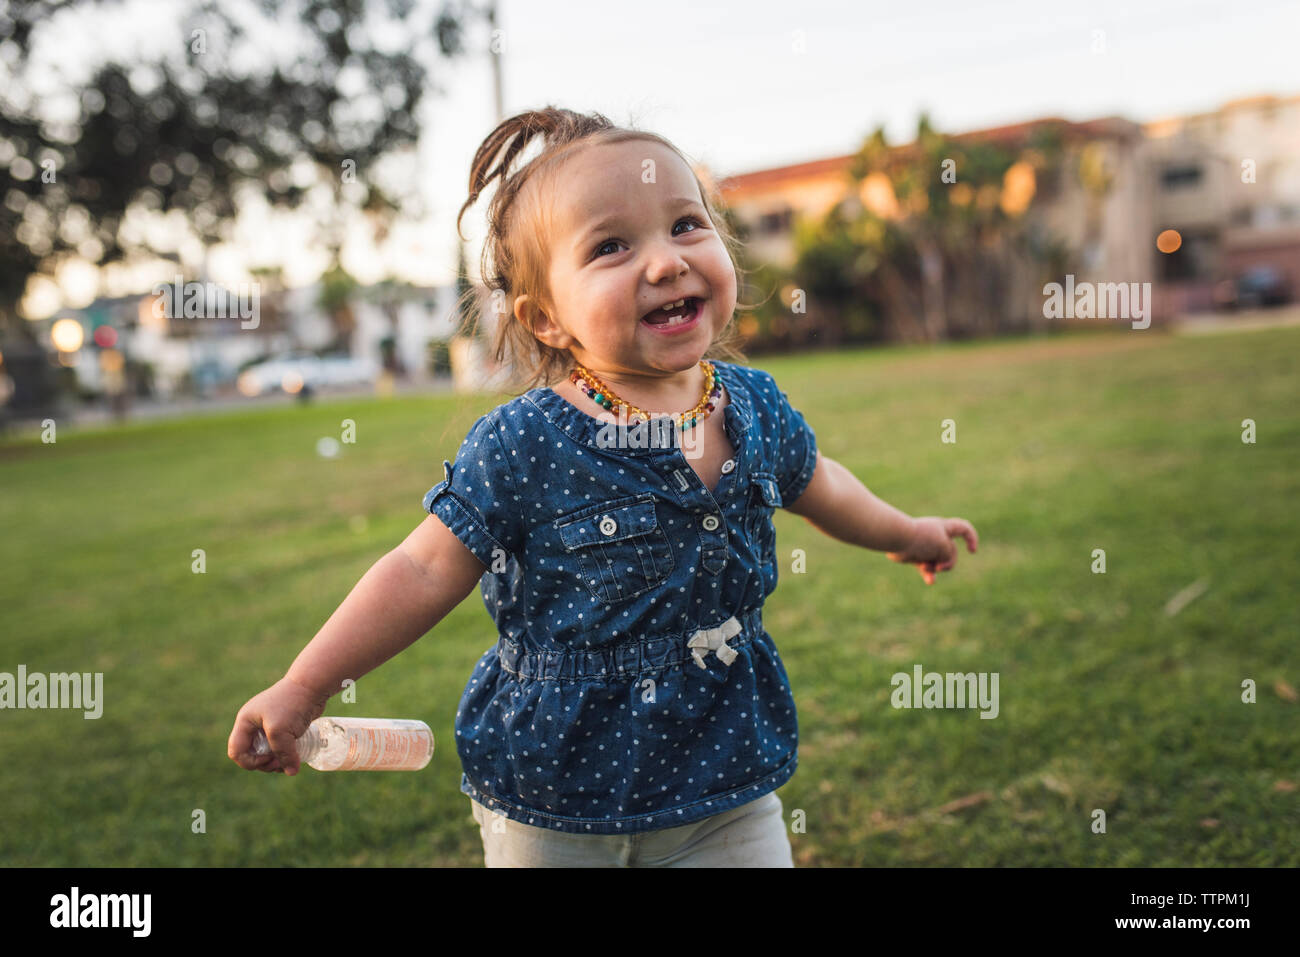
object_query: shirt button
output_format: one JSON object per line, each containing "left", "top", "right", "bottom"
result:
{"left": 599, "top": 516, "right": 617, "bottom": 536}
{"left": 702, "top": 515, "right": 720, "bottom": 531}
{"left": 720, "top": 459, "right": 735, "bottom": 474}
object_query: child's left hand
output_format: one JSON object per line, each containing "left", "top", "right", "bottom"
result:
{"left": 886, "top": 516, "right": 979, "bottom": 585}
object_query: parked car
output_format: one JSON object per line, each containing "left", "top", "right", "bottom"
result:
{"left": 1237, "top": 266, "right": 1291, "bottom": 307}
{"left": 1215, "top": 266, "right": 1292, "bottom": 310}
{"left": 236, "top": 351, "right": 381, "bottom": 397}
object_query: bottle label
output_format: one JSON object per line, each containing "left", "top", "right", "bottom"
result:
{"left": 331, "top": 718, "right": 433, "bottom": 771}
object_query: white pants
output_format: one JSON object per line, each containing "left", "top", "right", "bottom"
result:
{"left": 469, "top": 791, "right": 794, "bottom": 868}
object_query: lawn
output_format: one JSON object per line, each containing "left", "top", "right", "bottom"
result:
{"left": 1, "top": 324, "right": 1296, "bottom": 866}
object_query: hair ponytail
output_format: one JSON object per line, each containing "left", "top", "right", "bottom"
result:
{"left": 456, "top": 107, "right": 614, "bottom": 244}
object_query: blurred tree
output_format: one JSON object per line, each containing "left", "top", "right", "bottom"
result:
{"left": 783, "top": 113, "right": 1069, "bottom": 344}
{"left": 364, "top": 275, "right": 419, "bottom": 375}
{"left": 751, "top": 205, "right": 882, "bottom": 353}
{"left": 316, "top": 261, "right": 359, "bottom": 353}
{"left": 247, "top": 264, "right": 288, "bottom": 338}
{"left": 0, "top": 0, "right": 470, "bottom": 413}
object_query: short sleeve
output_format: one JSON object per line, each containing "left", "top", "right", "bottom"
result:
{"left": 766, "top": 373, "right": 818, "bottom": 507}
{"left": 422, "top": 412, "right": 522, "bottom": 569}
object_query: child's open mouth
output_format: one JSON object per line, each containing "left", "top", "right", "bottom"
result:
{"left": 640, "top": 297, "right": 702, "bottom": 333}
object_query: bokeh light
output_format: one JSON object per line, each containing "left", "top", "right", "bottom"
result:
{"left": 50, "top": 318, "right": 85, "bottom": 352}
{"left": 859, "top": 172, "right": 900, "bottom": 220}
{"left": 98, "top": 348, "right": 124, "bottom": 373}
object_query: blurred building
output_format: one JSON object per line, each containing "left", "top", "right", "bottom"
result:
{"left": 714, "top": 92, "right": 1300, "bottom": 323}
{"left": 37, "top": 280, "right": 469, "bottom": 399}
{"left": 1144, "top": 94, "right": 1300, "bottom": 313}
{"left": 20, "top": 93, "right": 1298, "bottom": 409}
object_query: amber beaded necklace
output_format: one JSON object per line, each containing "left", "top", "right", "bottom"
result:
{"left": 569, "top": 359, "right": 722, "bottom": 431}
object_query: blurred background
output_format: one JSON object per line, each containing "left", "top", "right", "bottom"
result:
{"left": 2, "top": 0, "right": 1297, "bottom": 427}
{"left": 1, "top": 0, "right": 1296, "bottom": 867}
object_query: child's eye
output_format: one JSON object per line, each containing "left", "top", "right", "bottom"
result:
{"left": 591, "top": 218, "right": 707, "bottom": 259}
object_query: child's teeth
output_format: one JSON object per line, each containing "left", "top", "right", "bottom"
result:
{"left": 645, "top": 299, "right": 695, "bottom": 326}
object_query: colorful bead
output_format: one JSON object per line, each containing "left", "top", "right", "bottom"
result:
{"left": 569, "top": 359, "right": 719, "bottom": 430}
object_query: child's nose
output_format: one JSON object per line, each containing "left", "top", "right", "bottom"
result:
{"left": 643, "top": 243, "right": 690, "bottom": 283}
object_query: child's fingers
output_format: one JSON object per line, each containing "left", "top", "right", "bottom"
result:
{"left": 229, "top": 716, "right": 272, "bottom": 769}
{"left": 264, "top": 727, "right": 301, "bottom": 776}
{"left": 945, "top": 518, "right": 978, "bottom": 553}
{"left": 227, "top": 720, "right": 251, "bottom": 763}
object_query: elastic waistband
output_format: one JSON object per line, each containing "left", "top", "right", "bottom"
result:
{"left": 496, "top": 607, "right": 765, "bottom": 681}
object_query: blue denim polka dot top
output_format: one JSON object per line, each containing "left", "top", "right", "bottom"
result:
{"left": 422, "top": 359, "right": 818, "bottom": 834}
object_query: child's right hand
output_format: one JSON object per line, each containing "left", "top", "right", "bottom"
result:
{"left": 227, "top": 676, "right": 331, "bottom": 776}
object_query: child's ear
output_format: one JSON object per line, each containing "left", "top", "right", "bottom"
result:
{"left": 516, "top": 294, "right": 574, "bottom": 351}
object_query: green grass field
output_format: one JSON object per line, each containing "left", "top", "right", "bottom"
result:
{"left": 2, "top": 325, "right": 1296, "bottom": 866}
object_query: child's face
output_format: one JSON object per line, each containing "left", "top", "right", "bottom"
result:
{"left": 518, "top": 139, "right": 737, "bottom": 383}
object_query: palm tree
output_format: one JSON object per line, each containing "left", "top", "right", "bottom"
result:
{"left": 317, "top": 262, "right": 359, "bottom": 354}
{"left": 792, "top": 114, "right": 1068, "bottom": 343}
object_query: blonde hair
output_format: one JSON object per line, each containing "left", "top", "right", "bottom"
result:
{"left": 453, "top": 106, "right": 751, "bottom": 395}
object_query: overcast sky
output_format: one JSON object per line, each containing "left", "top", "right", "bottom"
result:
{"left": 17, "top": 0, "right": 1300, "bottom": 313}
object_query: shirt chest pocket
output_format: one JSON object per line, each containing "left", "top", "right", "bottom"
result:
{"left": 553, "top": 493, "right": 676, "bottom": 604}
{"left": 744, "top": 470, "right": 783, "bottom": 545}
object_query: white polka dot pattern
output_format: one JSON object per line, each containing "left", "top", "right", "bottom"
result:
{"left": 420, "top": 360, "right": 819, "bottom": 834}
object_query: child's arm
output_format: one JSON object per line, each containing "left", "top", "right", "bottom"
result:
{"left": 784, "top": 451, "right": 978, "bottom": 584}
{"left": 284, "top": 516, "right": 487, "bottom": 699}
{"left": 226, "top": 515, "right": 488, "bottom": 774}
